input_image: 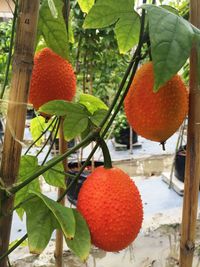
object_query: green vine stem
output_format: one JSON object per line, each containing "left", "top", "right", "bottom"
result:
{"left": 41, "top": 117, "right": 61, "bottom": 165}
{"left": 35, "top": 117, "right": 59, "bottom": 158}
{"left": 0, "top": 0, "right": 18, "bottom": 99}
{"left": 24, "top": 116, "right": 57, "bottom": 155}
{"left": 97, "top": 136, "right": 112, "bottom": 169}
{"left": 57, "top": 141, "right": 100, "bottom": 202}
{"left": 51, "top": 168, "right": 76, "bottom": 179}
{"left": 0, "top": 234, "right": 28, "bottom": 261}
{"left": 8, "top": 130, "right": 98, "bottom": 195}
{"left": 99, "top": 53, "right": 136, "bottom": 129}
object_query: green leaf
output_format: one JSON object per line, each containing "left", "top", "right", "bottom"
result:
{"left": 31, "top": 192, "right": 75, "bottom": 240}
{"left": 37, "top": 0, "right": 69, "bottom": 59}
{"left": 78, "top": 0, "right": 94, "bottom": 13}
{"left": 115, "top": 14, "right": 140, "bottom": 54}
{"left": 30, "top": 116, "right": 47, "bottom": 146}
{"left": 66, "top": 210, "right": 91, "bottom": 261}
{"left": 143, "top": 5, "right": 194, "bottom": 91}
{"left": 79, "top": 93, "right": 108, "bottom": 114}
{"left": 83, "top": 0, "right": 139, "bottom": 53}
{"left": 63, "top": 104, "right": 89, "bottom": 141}
{"left": 161, "top": 5, "right": 179, "bottom": 15}
{"left": 23, "top": 196, "right": 59, "bottom": 254}
{"left": 90, "top": 109, "right": 107, "bottom": 126}
{"left": 15, "top": 156, "right": 41, "bottom": 220}
{"left": 39, "top": 100, "right": 73, "bottom": 116}
{"left": 43, "top": 160, "right": 66, "bottom": 189}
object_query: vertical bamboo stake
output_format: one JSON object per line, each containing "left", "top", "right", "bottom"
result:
{"left": 179, "top": 1, "right": 200, "bottom": 266}
{"left": 54, "top": 119, "right": 67, "bottom": 267}
{"left": 0, "top": 1, "right": 39, "bottom": 267}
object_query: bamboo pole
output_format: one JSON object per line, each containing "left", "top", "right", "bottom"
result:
{"left": 0, "top": 1, "right": 39, "bottom": 267}
{"left": 54, "top": 119, "right": 68, "bottom": 267}
{"left": 179, "top": 1, "right": 200, "bottom": 266}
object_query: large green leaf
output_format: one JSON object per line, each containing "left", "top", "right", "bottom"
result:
{"left": 79, "top": 93, "right": 108, "bottom": 114}
{"left": 39, "top": 100, "right": 66, "bottom": 116}
{"left": 40, "top": 100, "right": 90, "bottom": 140}
{"left": 23, "top": 197, "right": 59, "bottom": 254}
{"left": 23, "top": 192, "right": 76, "bottom": 254}
{"left": 66, "top": 210, "right": 91, "bottom": 261}
{"left": 23, "top": 197, "right": 58, "bottom": 254}
{"left": 15, "top": 156, "right": 41, "bottom": 220}
{"left": 143, "top": 5, "right": 194, "bottom": 91}
{"left": 39, "top": 100, "right": 76, "bottom": 116}
{"left": 78, "top": 0, "right": 94, "bottom": 13}
{"left": 63, "top": 105, "right": 89, "bottom": 141}
{"left": 37, "top": 0, "right": 69, "bottom": 59}
{"left": 43, "top": 160, "right": 66, "bottom": 189}
{"left": 83, "top": 0, "right": 140, "bottom": 54}
{"left": 31, "top": 192, "right": 75, "bottom": 240}
{"left": 90, "top": 109, "right": 108, "bottom": 126}
{"left": 115, "top": 15, "right": 140, "bottom": 54}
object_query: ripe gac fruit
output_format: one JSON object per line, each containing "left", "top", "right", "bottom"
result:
{"left": 124, "top": 62, "right": 188, "bottom": 143}
{"left": 29, "top": 48, "right": 76, "bottom": 110}
{"left": 77, "top": 166, "right": 143, "bottom": 252}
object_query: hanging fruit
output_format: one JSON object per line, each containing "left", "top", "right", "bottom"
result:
{"left": 29, "top": 47, "right": 76, "bottom": 110}
{"left": 77, "top": 166, "right": 143, "bottom": 252}
{"left": 124, "top": 62, "right": 188, "bottom": 144}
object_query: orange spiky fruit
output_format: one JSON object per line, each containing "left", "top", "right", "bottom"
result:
{"left": 124, "top": 62, "right": 188, "bottom": 143}
{"left": 77, "top": 166, "right": 143, "bottom": 252}
{"left": 29, "top": 48, "right": 76, "bottom": 110}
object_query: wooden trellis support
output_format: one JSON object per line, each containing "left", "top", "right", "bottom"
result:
{"left": 0, "top": 1, "right": 39, "bottom": 266}
{"left": 179, "top": 0, "right": 200, "bottom": 266}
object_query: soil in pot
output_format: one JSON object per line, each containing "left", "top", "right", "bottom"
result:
{"left": 67, "top": 160, "right": 104, "bottom": 206}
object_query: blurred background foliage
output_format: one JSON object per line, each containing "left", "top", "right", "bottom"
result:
{"left": 0, "top": 20, "right": 12, "bottom": 85}
{"left": 70, "top": 0, "right": 131, "bottom": 105}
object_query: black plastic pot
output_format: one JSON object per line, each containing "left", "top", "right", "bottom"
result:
{"left": 53, "top": 138, "right": 75, "bottom": 152}
{"left": 174, "top": 145, "right": 186, "bottom": 183}
{"left": 26, "top": 109, "right": 36, "bottom": 119}
{"left": 115, "top": 127, "right": 138, "bottom": 148}
{"left": 67, "top": 161, "right": 104, "bottom": 206}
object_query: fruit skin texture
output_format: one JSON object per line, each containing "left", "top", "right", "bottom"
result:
{"left": 29, "top": 48, "right": 76, "bottom": 110}
{"left": 124, "top": 62, "right": 188, "bottom": 143}
{"left": 77, "top": 166, "right": 143, "bottom": 252}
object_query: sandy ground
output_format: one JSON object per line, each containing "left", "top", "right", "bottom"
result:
{"left": 10, "top": 221, "right": 200, "bottom": 267}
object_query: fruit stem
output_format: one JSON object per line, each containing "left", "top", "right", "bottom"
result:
{"left": 97, "top": 136, "right": 112, "bottom": 169}
{"left": 161, "top": 141, "right": 166, "bottom": 151}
